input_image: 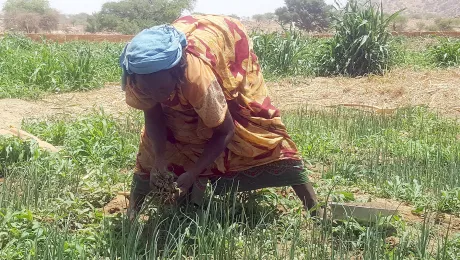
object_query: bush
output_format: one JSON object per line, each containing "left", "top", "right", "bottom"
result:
{"left": 252, "top": 13, "right": 276, "bottom": 22}
{"left": 434, "top": 18, "right": 455, "bottom": 31}
{"left": 4, "top": 11, "right": 41, "bottom": 33}
{"left": 315, "top": 0, "right": 402, "bottom": 76}
{"left": 390, "top": 15, "right": 408, "bottom": 32}
{"left": 416, "top": 22, "right": 426, "bottom": 31}
{"left": 39, "top": 9, "right": 59, "bottom": 31}
{"left": 430, "top": 39, "right": 460, "bottom": 67}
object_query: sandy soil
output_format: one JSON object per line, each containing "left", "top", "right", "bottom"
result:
{"left": 0, "top": 85, "right": 129, "bottom": 129}
{"left": 270, "top": 68, "right": 460, "bottom": 118}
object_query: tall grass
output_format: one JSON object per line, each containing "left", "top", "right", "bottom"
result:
{"left": 285, "top": 107, "right": 460, "bottom": 212}
{"left": 0, "top": 34, "right": 122, "bottom": 98}
{"left": 252, "top": 28, "right": 324, "bottom": 77}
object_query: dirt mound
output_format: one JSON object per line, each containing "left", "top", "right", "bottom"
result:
{"left": 103, "top": 195, "right": 129, "bottom": 215}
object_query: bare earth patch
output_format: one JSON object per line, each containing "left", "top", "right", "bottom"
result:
{"left": 103, "top": 195, "right": 129, "bottom": 215}
{"left": 270, "top": 68, "right": 460, "bottom": 119}
{"left": 0, "top": 84, "right": 129, "bottom": 129}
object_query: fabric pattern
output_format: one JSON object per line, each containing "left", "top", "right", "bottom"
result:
{"left": 126, "top": 14, "right": 303, "bottom": 181}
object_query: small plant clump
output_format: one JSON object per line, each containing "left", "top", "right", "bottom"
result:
{"left": 149, "top": 169, "right": 182, "bottom": 204}
{"left": 430, "top": 39, "right": 460, "bottom": 67}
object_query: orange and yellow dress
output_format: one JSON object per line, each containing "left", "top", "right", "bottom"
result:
{"left": 124, "top": 15, "right": 308, "bottom": 199}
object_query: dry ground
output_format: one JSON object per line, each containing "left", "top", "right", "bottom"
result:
{"left": 1, "top": 68, "right": 459, "bottom": 129}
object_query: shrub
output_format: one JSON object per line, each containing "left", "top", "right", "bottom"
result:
{"left": 86, "top": 0, "right": 195, "bottom": 34}
{"left": 316, "top": 0, "right": 402, "bottom": 76}
{"left": 434, "top": 18, "right": 455, "bottom": 31}
{"left": 4, "top": 11, "right": 41, "bottom": 33}
{"left": 390, "top": 15, "right": 408, "bottom": 32}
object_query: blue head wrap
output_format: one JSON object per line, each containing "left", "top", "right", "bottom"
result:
{"left": 120, "top": 25, "right": 187, "bottom": 90}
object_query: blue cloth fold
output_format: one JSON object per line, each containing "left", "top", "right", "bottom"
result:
{"left": 119, "top": 25, "right": 187, "bottom": 90}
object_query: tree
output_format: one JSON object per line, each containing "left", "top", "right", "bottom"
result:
{"left": 67, "top": 13, "right": 91, "bottom": 26}
{"left": 87, "top": 0, "right": 196, "bottom": 34}
{"left": 3, "top": 0, "right": 49, "bottom": 13}
{"left": 2, "top": 0, "right": 59, "bottom": 32}
{"left": 275, "top": 0, "right": 331, "bottom": 32}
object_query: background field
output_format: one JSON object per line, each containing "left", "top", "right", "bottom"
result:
{"left": 1, "top": 24, "right": 460, "bottom": 260}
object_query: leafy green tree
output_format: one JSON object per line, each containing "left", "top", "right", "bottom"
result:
{"left": 2, "top": 0, "right": 59, "bottom": 32}
{"left": 3, "top": 0, "right": 49, "bottom": 13}
{"left": 87, "top": 0, "right": 196, "bottom": 34}
{"left": 275, "top": 0, "right": 331, "bottom": 32}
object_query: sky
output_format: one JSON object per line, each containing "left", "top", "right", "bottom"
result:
{"left": 0, "top": 0, "right": 343, "bottom": 17}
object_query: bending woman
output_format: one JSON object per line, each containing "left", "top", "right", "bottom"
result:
{"left": 120, "top": 14, "right": 318, "bottom": 216}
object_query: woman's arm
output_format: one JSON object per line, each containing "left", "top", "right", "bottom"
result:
{"left": 176, "top": 109, "right": 235, "bottom": 191}
{"left": 144, "top": 103, "right": 167, "bottom": 170}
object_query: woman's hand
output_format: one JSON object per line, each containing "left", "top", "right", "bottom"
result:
{"left": 176, "top": 110, "right": 235, "bottom": 193}
{"left": 176, "top": 171, "right": 199, "bottom": 193}
{"left": 150, "top": 157, "right": 168, "bottom": 189}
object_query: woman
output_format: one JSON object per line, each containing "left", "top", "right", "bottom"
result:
{"left": 120, "top": 14, "right": 318, "bottom": 216}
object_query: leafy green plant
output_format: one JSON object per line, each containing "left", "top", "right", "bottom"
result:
{"left": 252, "top": 28, "right": 323, "bottom": 77}
{"left": 437, "top": 188, "right": 460, "bottom": 214}
{"left": 0, "top": 34, "right": 122, "bottom": 98}
{"left": 0, "top": 137, "right": 41, "bottom": 174}
{"left": 430, "top": 39, "right": 460, "bottom": 67}
{"left": 0, "top": 110, "right": 459, "bottom": 259}
{"left": 316, "top": 0, "right": 403, "bottom": 76}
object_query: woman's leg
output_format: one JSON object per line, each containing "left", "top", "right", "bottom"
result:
{"left": 292, "top": 183, "right": 319, "bottom": 216}
{"left": 211, "top": 160, "right": 319, "bottom": 214}
{"left": 128, "top": 174, "right": 151, "bottom": 219}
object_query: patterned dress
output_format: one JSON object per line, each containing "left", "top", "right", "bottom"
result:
{"left": 125, "top": 15, "right": 308, "bottom": 200}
